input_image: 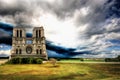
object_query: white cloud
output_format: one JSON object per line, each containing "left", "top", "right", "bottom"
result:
{"left": 31, "top": 13, "right": 79, "bottom": 48}
{"left": 0, "top": 0, "right": 16, "bottom": 6}
{"left": 105, "top": 32, "right": 120, "bottom": 40}
{"left": 0, "top": 50, "right": 10, "bottom": 57}
{"left": 105, "top": 18, "right": 120, "bottom": 32}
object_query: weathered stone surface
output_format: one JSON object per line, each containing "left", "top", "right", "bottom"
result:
{"left": 11, "top": 27, "right": 48, "bottom": 60}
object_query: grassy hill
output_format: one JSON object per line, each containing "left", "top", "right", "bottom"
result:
{"left": 0, "top": 62, "right": 120, "bottom": 80}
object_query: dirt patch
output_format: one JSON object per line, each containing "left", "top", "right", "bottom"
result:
{"left": 0, "top": 59, "right": 8, "bottom": 64}
{"left": 12, "top": 70, "right": 54, "bottom": 76}
{"left": 46, "top": 65, "right": 60, "bottom": 68}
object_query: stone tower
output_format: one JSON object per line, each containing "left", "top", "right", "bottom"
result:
{"left": 11, "top": 27, "right": 48, "bottom": 60}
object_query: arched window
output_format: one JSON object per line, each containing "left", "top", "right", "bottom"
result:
{"left": 36, "top": 49, "right": 39, "bottom": 54}
{"left": 19, "top": 49, "right": 22, "bottom": 54}
{"left": 39, "top": 30, "right": 41, "bottom": 37}
{"left": 20, "top": 30, "right": 22, "bottom": 38}
{"left": 40, "top": 49, "right": 42, "bottom": 54}
{"left": 17, "top": 30, "right": 19, "bottom": 37}
{"left": 36, "top": 30, "right": 38, "bottom": 38}
{"left": 16, "top": 49, "right": 18, "bottom": 54}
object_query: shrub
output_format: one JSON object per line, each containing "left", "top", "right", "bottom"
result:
{"left": 28, "top": 58, "right": 34, "bottom": 64}
{"left": 21, "top": 58, "right": 29, "bottom": 64}
{"left": 105, "top": 57, "right": 120, "bottom": 62}
{"left": 33, "top": 58, "right": 38, "bottom": 64}
{"left": 105, "top": 58, "right": 111, "bottom": 62}
{"left": 117, "top": 55, "right": 120, "bottom": 61}
{"left": 6, "top": 57, "right": 43, "bottom": 64}
{"left": 7, "top": 57, "right": 21, "bottom": 64}
{"left": 80, "top": 58, "right": 84, "bottom": 61}
{"left": 36, "top": 59, "right": 42, "bottom": 64}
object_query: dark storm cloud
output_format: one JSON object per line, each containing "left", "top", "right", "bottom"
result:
{"left": 105, "top": 18, "right": 120, "bottom": 33}
{"left": 0, "top": 37, "right": 12, "bottom": 45}
{"left": 46, "top": 40, "right": 89, "bottom": 58}
{"left": 0, "top": 0, "right": 93, "bottom": 26}
{"left": 76, "top": 0, "right": 120, "bottom": 38}
{"left": 0, "top": 30, "right": 10, "bottom": 37}
{"left": 0, "top": 0, "right": 119, "bottom": 32}
{"left": 0, "top": 22, "right": 13, "bottom": 32}
{"left": 75, "top": 1, "right": 110, "bottom": 38}
{"left": 0, "top": 0, "right": 28, "bottom": 16}
{"left": 0, "top": 22, "right": 32, "bottom": 45}
{"left": 0, "top": 5, "right": 25, "bottom": 16}
{"left": 106, "top": 0, "right": 120, "bottom": 18}
{"left": 0, "top": 22, "right": 13, "bottom": 45}
{"left": 50, "top": 0, "right": 87, "bottom": 19}
{"left": 46, "top": 40, "right": 81, "bottom": 55}
{"left": 0, "top": 0, "right": 35, "bottom": 27}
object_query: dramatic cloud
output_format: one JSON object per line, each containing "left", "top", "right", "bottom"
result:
{"left": 0, "top": 44, "right": 11, "bottom": 57}
{"left": 0, "top": 50, "right": 10, "bottom": 57}
{"left": 0, "top": 0, "right": 120, "bottom": 58}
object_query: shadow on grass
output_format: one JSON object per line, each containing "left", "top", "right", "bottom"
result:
{"left": 48, "top": 73, "right": 87, "bottom": 80}
{"left": 45, "top": 65, "right": 60, "bottom": 68}
{"left": 0, "top": 73, "right": 87, "bottom": 80}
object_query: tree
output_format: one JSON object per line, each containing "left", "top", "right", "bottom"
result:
{"left": 79, "top": 58, "right": 84, "bottom": 61}
{"left": 105, "top": 58, "right": 111, "bottom": 62}
{"left": 117, "top": 55, "right": 120, "bottom": 60}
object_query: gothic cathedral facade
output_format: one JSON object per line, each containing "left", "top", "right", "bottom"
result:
{"left": 11, "top": 27, "right": 48, "bottom": 60}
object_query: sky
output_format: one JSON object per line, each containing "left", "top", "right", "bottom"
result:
{"left": 0, "top": 0, "right": 120, "bottom": 58}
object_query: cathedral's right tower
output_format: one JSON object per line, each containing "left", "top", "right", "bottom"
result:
{"left": 33, "top": 27, "right": 48, "bottom": 60}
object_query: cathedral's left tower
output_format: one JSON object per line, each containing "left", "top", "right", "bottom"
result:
{"left": 11, "top": 27, "right": 26, "bottom": 57}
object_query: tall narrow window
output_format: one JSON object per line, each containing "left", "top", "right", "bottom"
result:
{"left": 36, "top": 30, "right": 38, "bottom": 38}
{"left": 19, "top": 49, "right": 22, "bottom": 54}
{"left": 40, "top": 49, "right": 42, "bottom": 54}
{"left": 39, "top": 30, "right": 41, "bottom": 38}
{"left": 17, "top": 30, "right": 19, "bottom": 37}
{"left": 16, "top": 49, "right": 18, "bottom": 54}
{"left": 36, "top": 49, "right": 39, "bottom": 54}
{"left": 20, "top": 30, "right": 22, "bottom": 38}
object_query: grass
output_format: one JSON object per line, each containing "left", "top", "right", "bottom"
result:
{"left": 0, "top": 62, "right": 120, "bottom": 80}
{"left": 60, "top": 59, "right": 105, "bottom": 63}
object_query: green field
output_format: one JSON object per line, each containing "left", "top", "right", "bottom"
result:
{"left": 59, "top": 59, "right": 105, "bottom": 63}
{"left": 0, "top": 62, "right": 120, "bottom": 80}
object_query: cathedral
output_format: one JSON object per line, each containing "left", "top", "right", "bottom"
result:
{"left": 11, "top": 27, "right": 48, "bottom": 60}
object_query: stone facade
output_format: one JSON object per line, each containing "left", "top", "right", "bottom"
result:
{"left": 11, "top": 27, "right": 48, "bottom": 60}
